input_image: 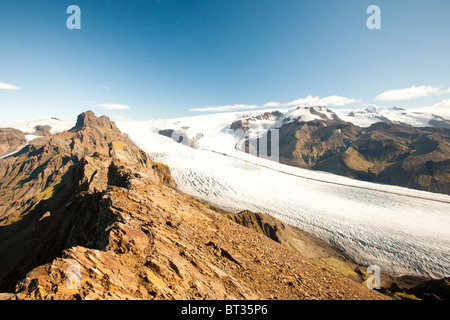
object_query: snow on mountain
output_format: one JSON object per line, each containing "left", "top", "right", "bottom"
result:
{"left": 151, "top": 105, "right": 450, "bottom": 149}
{"left": 333, "top": 105, "right": 450, "bottom": 128}
{"left": 0, "top": 118, "right": 75, "bottom": 159}
{"left": 415, "top": 99, "right": 450, "bottom": 117}
{"left": 116, "top": 112, "right": 450, "bottom": 279}
{"left": 148, "top": 106, "right": 339, "bottom": 153}
{"left": 0, "top": 118, "right": 74, "bottom": 135}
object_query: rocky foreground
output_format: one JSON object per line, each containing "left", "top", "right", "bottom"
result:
{"left": 0, "top": 111, "right": 390, "bottom": 300}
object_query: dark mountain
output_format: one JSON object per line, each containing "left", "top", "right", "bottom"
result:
{"left": 242, "top": 112, "right": 450, "bottom": 194}
{"left": 0, "top": 128, "right": 27, "bottom": 157}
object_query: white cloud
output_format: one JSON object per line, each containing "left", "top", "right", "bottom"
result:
{"left": 190, "top": 104, "right": 260, "bottom": 112}
{"left": 191, "top": 95, "right": 360, "bottom": 112}
{"left": 376, "top": 85, "right": 441, "bottom": 101}
{"left": 263, "top": 101, "right": 281, "bottom": 107}
{"left": 287, "top": 95, "right": 361, "bottom": 106}
{"left": 112, "top": 115, "right": 133, "bottom": 122}
{"left": 425, "top": 99, "right": 450, "bottom": 113}
{"left": 0, "top": 81, "right": 20, "bottom": 90}
{"left": 414, "top": 98, "right": 450, "bottom": 117}
{"left": 446, "top": 87, "right": 450, "bottom": 93}
{"left": 286, "top": 96, "right": 318, "bottom": 106}
{"left": 96, "top": 103, "right": 130, "bottom": 110}
{"left": 99, "top": 86, "right": 111, "bottom": 91}
{"left": 321, "top": 95, "right": 362, "bottom": 106}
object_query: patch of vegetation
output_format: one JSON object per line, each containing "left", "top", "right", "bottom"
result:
{"left": 222, "top": 212, "right": 263, "bottom": 235}
{"left": 111, "top": 141, "right": 125, "bottom": 149}
{"left": 3, "top": 174, "right": 63, "bottom": 226}
{"left": 355, "top": 139, "right": 409, "bottom": 163}
{"left": 314, "top": 257, "right": 358, "bottom": 278}
{"left": 395, "top": 292, "right": 422, "bottom": 300}
{"left": 410, "top": 137, "right": 438, "bottom": 156}
{"left": 152, "top": 161, "right": 173, "bottom": 187}
{"left": 92, "top": 151, "right": 105, "bottom": 160}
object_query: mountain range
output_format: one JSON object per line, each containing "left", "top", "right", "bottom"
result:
{"left": 0, "top": 108, "right": 449, "bottom": 300}
{"left": 236, "top": 107, "right": 450, "bottom": 194}
{"left": 0, "top": 111, "right": 392, "bottom": 300}
{"left": 154, "top": 105, "right": 450, "bottom": 195}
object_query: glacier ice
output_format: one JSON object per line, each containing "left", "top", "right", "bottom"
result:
{"left": 116, "top": 111, "right": 450, "bottom": 279}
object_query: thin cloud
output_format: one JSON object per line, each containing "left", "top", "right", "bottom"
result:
{"left": 376, "top": 85, "right": 441, "bottom": 101}
{"left": 190, "top": 95, "right": 360, "bottom": 112}
{"left": 0, "top": 81, "right": 20, "bottom": 90}
{"left": 420, "top": 98, "right": 450, "bottom": 114}
{"left": 411, "top": 98, "right": 450, "bottom": 118}
{"left": 286, "top": 95, "right": 361, "bottom": 107}
{"left": 190, "top": 104, "right": 260, "bottom": 112}
{"left": 112, "top": 115, "right": 133, "bottom": 122}
{"left": 99, "top": 86, "right": 111, "bottom": 91}
{"left": 431, "top": 98, "right": 450, "bottom": 110}
{"left": 96, "top": 103, "right": 130, "bottom": 110}
{"left": 263, "top": 101, "right": 282, "bottom": 107}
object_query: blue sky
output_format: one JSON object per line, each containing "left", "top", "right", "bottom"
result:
{"left": 0, "top": 0, "right": 449, "bottom": 121}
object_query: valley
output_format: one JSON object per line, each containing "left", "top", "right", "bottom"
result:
{"left": 115, "top": 106, "right": 450, "bottom": 280}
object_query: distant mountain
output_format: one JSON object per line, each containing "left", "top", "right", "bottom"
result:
{"left": 0, "top": 128, "right": 27, "bottom": 158}
{"left": 0, "top": 118, "right": 75, "bottom": 158}
{"left": 333, "top": 105, "right": 450, "bottom": 129}
{"left": 0, "top": 118, "right": 74, "bottom": 135}
{"left": 227, "top": 105, "right": 450, "bottom": 133}
{"left": 153, "top": 106, "right": 450, "bottom": 195}
{"left": 153, "top": 105, "right": 450, "bottom": 148}
{"left": 236, "top": 107, "right": 450, "bottom": 194}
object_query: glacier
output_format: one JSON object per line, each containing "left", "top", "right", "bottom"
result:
{"left": 116, "top": 109, "right": 450, "bottom": 280}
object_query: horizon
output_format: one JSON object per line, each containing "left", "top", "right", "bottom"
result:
{"left": 0, "top": 103, "right": 443, "bottom": 125}
{"left": 1, "top": 0, "right": 449, "bottom": 122}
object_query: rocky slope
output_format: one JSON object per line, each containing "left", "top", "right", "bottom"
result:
{"left": 236, "top": 107, "right": 450, "bottom": 194}
{"left": 219, "top": 209, "right": 363, "bottom": 283}
{"left": 0, "top": 128, "right": 27, "bottom": 157}
{"left": 219, "top": 209, "right": 449, "bottom": 300}
{"left": 0, "top": 111, "right": 388, "bottom": 300}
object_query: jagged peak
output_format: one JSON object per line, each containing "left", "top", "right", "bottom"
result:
{"left": 71, "top": 110, "right": 115, "bottom": 131}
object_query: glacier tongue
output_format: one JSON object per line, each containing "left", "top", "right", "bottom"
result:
{"left": 116, "top": 116, "right": 450, "bottom": 279}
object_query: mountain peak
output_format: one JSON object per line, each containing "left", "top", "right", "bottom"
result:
{"left": 72, "top": 110, "right": 115, "bottom": 131}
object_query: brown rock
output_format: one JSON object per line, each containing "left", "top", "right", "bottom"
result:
{"left": 0, "top": 128, "right": 27, "bottom": 157}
